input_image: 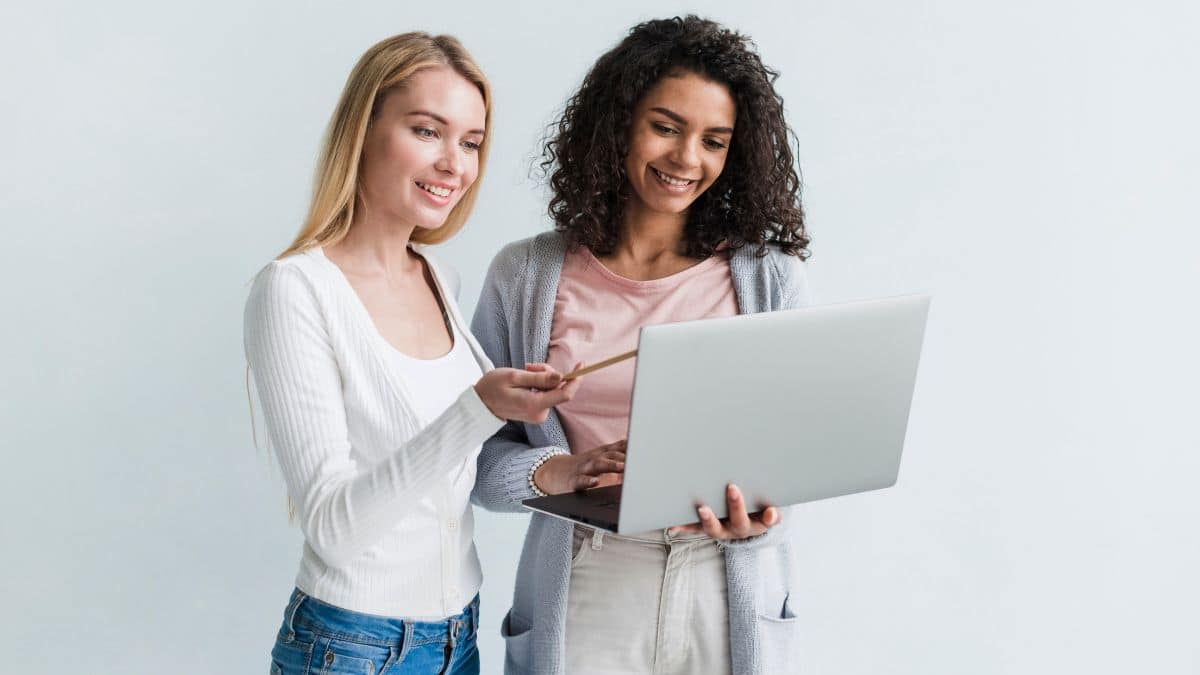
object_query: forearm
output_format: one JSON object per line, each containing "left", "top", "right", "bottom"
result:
{"left": 472, "top": 421, "right": 565, "bottom": 513}
{"left": 265, "top": 384, "right": 503, "bottom": 567}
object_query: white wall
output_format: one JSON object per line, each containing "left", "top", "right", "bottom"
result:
{"left": 2, "top": 1, "right": 1197, "bottom": 672}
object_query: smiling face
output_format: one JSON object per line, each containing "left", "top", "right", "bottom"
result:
{"left": 358, "top": 66, "right": 487, "bottom": 233}
{"left": 622, "top": 70, "right": 736, "bottom": 222}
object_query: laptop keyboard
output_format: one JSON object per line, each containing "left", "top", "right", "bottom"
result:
{"left": 575, "top": 484, "right": 622, "bottom": 513}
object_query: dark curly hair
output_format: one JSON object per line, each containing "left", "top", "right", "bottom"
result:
{"left": 541, "top": 15, "right": 809, "bottom": 259}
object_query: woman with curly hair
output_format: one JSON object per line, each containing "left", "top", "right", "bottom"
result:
{"left": 471, "top": 16, "right": 811, "bottom": 674}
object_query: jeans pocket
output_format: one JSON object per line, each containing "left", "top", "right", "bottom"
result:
{"left": 270, "top": 635, "right": 314, "bottom": 675}
{"left": 313, "top": 638, "right": 388, "bottom": 675}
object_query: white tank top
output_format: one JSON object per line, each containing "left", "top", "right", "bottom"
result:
{"left": 381, "top": 317, "right": 486, "bottom": 619}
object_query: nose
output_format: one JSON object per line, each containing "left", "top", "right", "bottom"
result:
{"left": 668, "top": 136, "right": 701, "bottom": 171}
{"left": 434, "top": 142, "right": 464, "bottom": 176}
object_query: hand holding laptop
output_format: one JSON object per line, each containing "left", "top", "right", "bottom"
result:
{"left": 670, "top": 483, "right": 781, "bottom": 539}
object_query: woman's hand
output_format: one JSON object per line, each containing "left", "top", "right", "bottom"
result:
{"left": 534, "top": 440, "right": 627, "bottom": 495}
{"left": 474, "top": 363, "right": 580, "bottom": 424}
{"left": 671, "top": 483, "right": 781, "bottom": 540}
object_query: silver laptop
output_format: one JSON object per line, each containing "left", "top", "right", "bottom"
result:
{"left": 522, "top": 294, "right": 931, "bottom": 534}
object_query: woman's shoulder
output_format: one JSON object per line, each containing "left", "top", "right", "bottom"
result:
{"left": 766, "top": 245, "right": 807, "bottom": 283}
{"left": 246, "top": 248, "right": 332, "bottom": 315}
{"left": 731, "top": 242, "right": 806, "bottom": 280}
{"left": 255, "top": 246, "right": 329, "bottom": 276}
{"left": 484, "top": 231, "right": 568, "bottom": 283}
{"left": 729, "top": 243, "right": 811, "bottom": 308}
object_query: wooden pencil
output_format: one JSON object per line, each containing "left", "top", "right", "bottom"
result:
{"left": 561, "top": 349, "right": 638, "bottom": 381}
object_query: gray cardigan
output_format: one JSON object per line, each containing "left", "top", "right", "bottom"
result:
{"left": 470, "top": 231, "right": 809, "bottom": 675}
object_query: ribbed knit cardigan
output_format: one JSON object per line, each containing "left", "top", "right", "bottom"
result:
{"left": 470, "top": 231, "right": 809, "bottom": 675}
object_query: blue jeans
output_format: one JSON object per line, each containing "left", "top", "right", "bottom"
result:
{"left": 269, "top": 588, "right": 480, "bottom": 675}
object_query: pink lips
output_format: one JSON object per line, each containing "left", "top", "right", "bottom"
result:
{"left": 415, "top": 181, "right": 456, "bottom": 205}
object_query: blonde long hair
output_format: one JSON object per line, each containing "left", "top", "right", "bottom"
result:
{"left": 279, "top": 32, "right": 492, "bottom": 259}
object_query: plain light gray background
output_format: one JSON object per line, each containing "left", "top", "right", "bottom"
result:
{"left": 2, "top": 1, "right": 1197, "bottom": 673}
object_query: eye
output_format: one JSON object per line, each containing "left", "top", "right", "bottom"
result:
{"left": 461, "top": 139, "right": 482, "bottom": 152}
{"left": 652, "top": 122, "right": 679, "bottom": 135}
{"left": 412, "top": 126, "right": 438, "bottom": 139}
{"left": 703, "top": 137, "right": 728, "bottom": 150}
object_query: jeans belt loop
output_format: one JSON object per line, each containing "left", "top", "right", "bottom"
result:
{"left": 284, "top": 590, "right": 306, "bottom": 642}
{"left": 591, "top": 528, "right": 604, "bottom": 551}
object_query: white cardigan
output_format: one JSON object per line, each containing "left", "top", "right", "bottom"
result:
{"left": 244, "top": 246, "right": 504, "bottom": 618}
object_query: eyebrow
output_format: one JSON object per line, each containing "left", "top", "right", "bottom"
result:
{"left": 650, "top": 107, "right": 733, "bottom": 134}
{"left": 406, "top": 110, "right": 485, "bottom": 136}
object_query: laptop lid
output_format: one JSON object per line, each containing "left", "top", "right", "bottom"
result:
{"left": 613, "top": 294, "right": 930, "bottom": 534}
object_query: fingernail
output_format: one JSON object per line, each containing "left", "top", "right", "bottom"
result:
{"left": 728, "top": 484, "right": 741, "bottom": 500}
{"left": 698, "top": 506, "right": 713, "bottom": 519}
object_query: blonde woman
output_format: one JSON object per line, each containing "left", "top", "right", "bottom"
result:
{"left": 245, "top": 33, "right": 577, "bottom": 675}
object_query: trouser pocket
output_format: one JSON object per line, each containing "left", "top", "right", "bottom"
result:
{"left": 311, "top": 635, "right": 389, "bottom": 674}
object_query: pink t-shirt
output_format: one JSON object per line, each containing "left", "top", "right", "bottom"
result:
{"left": 547, "top": 247, "right": 739, "bottom": 454}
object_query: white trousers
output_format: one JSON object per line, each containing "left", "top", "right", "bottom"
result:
{"left": 565, "top": 525, "right": 732, "bottom": 675}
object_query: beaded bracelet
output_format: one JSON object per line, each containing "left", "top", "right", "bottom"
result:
{"left": 527, "top": 449, "right": 568, "bottom": 498}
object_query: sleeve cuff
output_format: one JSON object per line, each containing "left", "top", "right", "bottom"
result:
{"left": 492, "top": 441, "right": 569, "bottom": 506}
{"left": 456, "top": 386, "right": 507, "bottom": 443}
{"left": 462, "top": 384, "right": 506, "bottom": 424}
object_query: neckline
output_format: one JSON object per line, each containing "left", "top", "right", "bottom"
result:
{"left": 386, "top": 321, "right": 465, "bottom": 364}
{"left": 577, "top": 246, "right": 726, "bottom": 292}
{"left": 311, "top": 245, "right": 458, "bottom": 362}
